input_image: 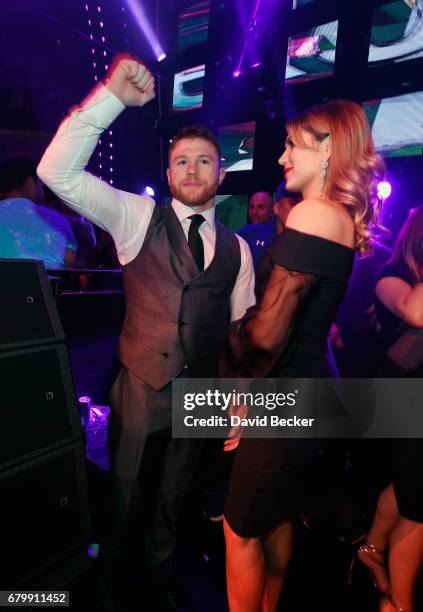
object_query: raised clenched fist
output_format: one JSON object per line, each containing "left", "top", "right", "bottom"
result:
{"left": 105, "top": 54, "right": 155, "bottom": 107}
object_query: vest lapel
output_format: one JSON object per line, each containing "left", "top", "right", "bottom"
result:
{"left": 200, "top": 220, "right": 230, "bottom": 280}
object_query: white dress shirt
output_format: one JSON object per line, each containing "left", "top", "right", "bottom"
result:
{"left": 38, "top": 84, "right": 255, "bottom": 321}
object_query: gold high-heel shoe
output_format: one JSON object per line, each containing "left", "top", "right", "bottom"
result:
{"left": 348, "top": 536, "right": 390, "bottom": 595}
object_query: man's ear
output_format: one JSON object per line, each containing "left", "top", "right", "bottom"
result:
{"left": 273, "top": 202, "right": 279, "bottom": 215}
{"left": 218, "top": 167, "right": 226, "bottom": 186}
{"left": 166, "top": 168, "right": 171, "bottom": 185}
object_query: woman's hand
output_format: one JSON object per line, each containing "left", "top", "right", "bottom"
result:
{"left": 223, "top": 404, "right": 248, "bottom": 452}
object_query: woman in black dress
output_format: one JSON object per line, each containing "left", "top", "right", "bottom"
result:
{"left": 220, "top": 100, "right": 385, "bottom": 611}
{"left": 357, "top": 207, "right": 423, "bottom": 612}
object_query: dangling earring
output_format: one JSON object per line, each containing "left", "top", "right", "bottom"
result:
{"left": 320, "top": 159, "right": 329, "bottom": 197}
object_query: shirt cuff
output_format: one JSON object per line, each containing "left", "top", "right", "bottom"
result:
{"left": 76, "top": 84, "right": 125, "bottom": 129}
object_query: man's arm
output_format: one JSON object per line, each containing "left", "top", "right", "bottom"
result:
{"left": 230, "top": 236, "right": 256, "bottom": 321}
{"left": 38, "top": 56, "right": 156, "bottom": 265}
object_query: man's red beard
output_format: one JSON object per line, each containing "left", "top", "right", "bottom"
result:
{"left": 170, "top": 181, "right": 218, "bottom": 209}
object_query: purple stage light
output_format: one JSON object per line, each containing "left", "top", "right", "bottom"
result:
{"left": 157, "top": 53, "right": 166, "bottom": 62}
{"left": 87, "top": 543, "right": 99, "bottom": 559}
{"left": 233, "top": 0, "right": 263, "bottom": 76}
{"left": 141, "top": 186, "right": 155, "bottom": 197}
{"left": 124, "top": 0, "right": 166, "bottom": 61}
{"left": 377, "top": 180, "right": 392, "bottom": 200}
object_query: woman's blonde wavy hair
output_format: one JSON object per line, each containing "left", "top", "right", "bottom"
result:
{"left": 286, "top": 99, "right": 385, "bottom": 254}
{"left": 390, "top": 205, "right": 423, "bottom": 284}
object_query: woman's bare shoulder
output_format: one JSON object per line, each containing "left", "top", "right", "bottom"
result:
{"left": 285, "top": 198, "right": 355, "bottom": 247}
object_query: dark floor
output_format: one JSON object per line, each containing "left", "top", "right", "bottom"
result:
{"left": 22, "top": 409, "right": 421, "bottom": 611}
{"left": 80, "top": 442, "right": 422, "bottom": 612}
{"left": 49, "top": 310, "right": 422, "bottom": 612}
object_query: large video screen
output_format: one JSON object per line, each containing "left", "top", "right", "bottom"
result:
{"left": 292, "top": 0, "right": 315, "bottom": 8}
{"left": 285, "top": 20, "right": 338, "bottom": 83}
{"left": 215, "top": 195, "right": 248, "bottom": 232}
{"left": 369, "top": 0, "right": 423, "bottom": 67}
{"left": 363, "top": 90, "right": 423, "bottom": 157}
{"left": 177, "top": 1, "right": 210, "bottom": 50}
{"left": 217, "top": 122, "right": 256, "bottom": 172}
{"left": 172, "top": 64, "right": 205, "bottom": 113}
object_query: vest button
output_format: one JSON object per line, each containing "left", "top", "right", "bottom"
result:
{"left": 183, "top": 285, "right": 190, "bottom": 292}
{"left": 162, "top": 352, "right": 169, "bottom": 358}
{"left": 179, "top": 320, "right": 186, "bottom": 327}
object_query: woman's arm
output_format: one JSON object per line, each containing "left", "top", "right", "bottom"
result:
{"left": 219, "top": 266, "right": 317, "bottom": 379}
{"left": 245, "top": 265, "right": 316, "bottom": 351}
{"left": 376, "top": 277, "right": 423, "bottom": 329}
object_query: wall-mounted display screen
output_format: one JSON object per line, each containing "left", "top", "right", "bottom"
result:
{"left": 172, "top": 64, "right": 205, "bottom": 112}
{"left": 285, "top": 20, "right": 338, "bottom": 83}
{"left": 177, "top": 1, "right": 210, "bottom": 50}
{"left": 215, "top": 195, "right": 249, "bottom": 231}
{"left": 292, "top": 0, "right": 315, "bottom": 9}
{"left": 217, "top": 122, "right": 256, "bottom": 172}
{"left": 369, "top": 0, "right": 423, "bottom": 67}
{"left": 363, "top": 90, "right": 423, "bottom": 157}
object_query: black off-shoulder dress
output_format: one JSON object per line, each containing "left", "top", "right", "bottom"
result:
{"left": 222, "top": 228, "right": 355, "bottom": 537}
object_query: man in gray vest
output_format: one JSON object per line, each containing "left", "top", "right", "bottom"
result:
{"left": 38, "top": 55, "right": 255, "bottom": 610}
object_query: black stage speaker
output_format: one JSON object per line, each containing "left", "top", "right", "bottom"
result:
{"left": 0, "top": 259, "right": 65, "bottom": 351}
{"left": 0, "top": 344, "right": 83, "bottom": 471}
{"left": 0, "top": 260, "right": 92, "bottom": 589}
{"left": 0, "top": 442, "right": 91, "bottom": 588}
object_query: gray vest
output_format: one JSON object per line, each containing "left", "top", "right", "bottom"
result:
{"left": 118, "top": 206, "right": 241, "bottom": 390}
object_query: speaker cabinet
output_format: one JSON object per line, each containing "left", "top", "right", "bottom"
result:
{"left": 0, "top": 344, "right": 83, "bottom": 471}
{"left": 0, "top": 259, "right": 65, "bottom": 351}
{"left": 0, "top": 442, "right": 91, "bottom": 588}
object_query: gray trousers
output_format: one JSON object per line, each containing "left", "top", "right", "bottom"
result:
{"left": 98, "top": 367, "right": 203, "bottom": 610}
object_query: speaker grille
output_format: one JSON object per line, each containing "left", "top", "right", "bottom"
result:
{"left": 0, "top": 443, "right": 91, "bottom": 588}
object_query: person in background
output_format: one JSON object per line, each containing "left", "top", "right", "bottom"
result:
{"left": 247, "top": 191, "right": 274, "bottom": 224}
{"left": 89, "top": 229, "right": 120, "bottom": 269}
{"left": 0, "top": 158, "right": 76, "bottom": 268}
{"left": 273, "top": 181, "right": 301, "bottom": 233}
{"left": 237, "top": 182, "right": 301, "bottom": 271}
{"left": 43, "top": 187, "right": 97, "bottom": 268}
{"left": 331, "top": 236, "right": 392, "bottom": 376}
{"left": 356, "top": 206, "right": 423, "bottom": 612}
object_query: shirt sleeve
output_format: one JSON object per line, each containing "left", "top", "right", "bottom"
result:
{"left": 375, "top": 262, "right": 413, "bottom": 287}
{"left": 229, "top": 235, "right": 256, "bottom": 321}
{"left": 37, "top": 84, "right": 155, "bottom": 265}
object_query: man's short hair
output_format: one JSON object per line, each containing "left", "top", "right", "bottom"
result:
{"left": 0, "top": 158, "right": 38, "bottom": 195}
{"left": 168, "top": 125, "right": 221, "bottom": 163}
